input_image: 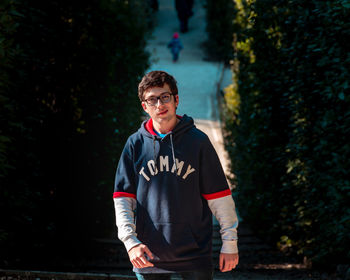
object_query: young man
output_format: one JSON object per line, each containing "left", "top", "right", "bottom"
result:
{"left": 113, "top": 71, "right": 239, "bottom": 280}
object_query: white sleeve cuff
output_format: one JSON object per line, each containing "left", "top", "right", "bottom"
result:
{"left": 221, "top": 239, "right": 238, "bottom": 254}
{"left": 124, "top": 235, "right": 142, "bottom": 252}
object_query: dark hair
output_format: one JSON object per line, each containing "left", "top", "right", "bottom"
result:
{"left": 138, "top": 71, "right": 178, "bottom": 101}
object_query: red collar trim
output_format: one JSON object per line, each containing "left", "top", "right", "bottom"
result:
{"left": 145, "top": 115, "right": 183, "bottom": 135}
{"left": 145, "top": 119, "right": 157, "bottom": 135}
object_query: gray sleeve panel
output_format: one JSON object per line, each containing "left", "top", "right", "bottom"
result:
{"left": 208, "top": 195, "right": 239, "bottom": 254}
{"left": 114, "top": 197, "right": 142, "bottom": 252}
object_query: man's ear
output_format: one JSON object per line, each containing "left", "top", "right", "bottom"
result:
{"left": 175, "top": 94, "right": 179, "bottom": 106}
{"left": 141, "top": 102, "right": 148, "bottom": 113}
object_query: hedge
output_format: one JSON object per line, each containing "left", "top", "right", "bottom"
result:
{"left": 204, "top": 0, "right": 236, "bottom": 61}
{"left": 222, "top": 0, "right": 350, "bottom": 267}
{"left": 0, "top": 0, "right": 150, "bottom": 268}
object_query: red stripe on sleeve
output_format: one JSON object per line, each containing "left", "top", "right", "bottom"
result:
{"left": 113, "top": 192, "right": 136, "bottom": 199}
{"left": 202, "top": 189, "right": 231, "bottom": 200}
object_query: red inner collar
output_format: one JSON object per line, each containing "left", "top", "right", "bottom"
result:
{"left": 145, "top": 119, "right": 157, "bottom": 136}
{"left": 145, "top": 115, "right": 183, "bottom": 135}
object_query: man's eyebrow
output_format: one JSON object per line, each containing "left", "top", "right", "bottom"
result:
{"left": 146, "top": 91, "right": 171, "bottom": 98}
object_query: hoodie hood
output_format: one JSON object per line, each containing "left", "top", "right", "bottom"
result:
{"left": 139, "top": 114, "right": 195, "bottom": 174}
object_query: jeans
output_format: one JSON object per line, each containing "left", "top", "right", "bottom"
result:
{"left": 135, "top": 269, "right": 213, "bottom": 280}
{"left": 172, "top": 52, "right": 179, "bottom": 62}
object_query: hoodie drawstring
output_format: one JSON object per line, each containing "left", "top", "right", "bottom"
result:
{"left": 152, "top": 135, "right": 157, "bottom": 164}
{"left": 170, "top": 134, "right": 178, "bottom": 175}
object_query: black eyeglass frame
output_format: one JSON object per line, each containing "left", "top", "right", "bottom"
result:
{"left": 143, "top": 92, "right": 176, "bottom": 106}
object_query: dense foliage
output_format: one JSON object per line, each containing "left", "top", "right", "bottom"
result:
{"left": 0, "top": 0, "right": 150, "bottom": 268}
{"left": 222, "top": 0, "right": 350, "bottom": 267}
{"left": 204, "top": 0, "right": 236, "bottom": 61}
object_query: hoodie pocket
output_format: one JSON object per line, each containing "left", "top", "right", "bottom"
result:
{"left": 142, "top": 222, "right": 200, "bottom": 261}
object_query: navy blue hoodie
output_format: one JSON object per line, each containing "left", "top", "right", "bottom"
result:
{"left": 113, "top": 115, "right": 231, "bottom": 273}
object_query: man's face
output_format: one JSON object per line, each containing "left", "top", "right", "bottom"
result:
{"left": 141, "top": 83, "right": 179, "bottom": 126}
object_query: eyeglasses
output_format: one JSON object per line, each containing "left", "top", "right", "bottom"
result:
{"left": 143, "top": 92, "right": 175, "bottom": 106}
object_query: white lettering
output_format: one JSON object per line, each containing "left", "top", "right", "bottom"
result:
{"left": 140, "top": 156, "right": 196, "bottom": 180}
{"left": 182, "top": 164, "right": 196, "bottom": 179}
{"left": 139, "top": 167, "right": 150, "bottom": 181}
{"left": 147, "top": 160, "right": 158, "bottom": 176}
{"left": 171, "top": 158, "right": 184, "bottom": 176}
{"left": 159, "top": 156, "right": 169, "bottom": 172}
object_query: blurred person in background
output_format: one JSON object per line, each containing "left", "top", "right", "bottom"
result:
{"left": 149, "top": 0, "right": 159, "bottom": 11}
{"left": 167, "top": 32, "right": 183, "bottom": 62}
{"left": 175, "top": 0, "right": 194, "bottom": 32}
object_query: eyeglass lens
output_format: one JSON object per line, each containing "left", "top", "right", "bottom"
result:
{"left": 147, "top": 93, "right": 172, "bottom": 105}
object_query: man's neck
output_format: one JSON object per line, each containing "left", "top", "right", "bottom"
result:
{"left": 153, "top": 117, "right": 179, "bottom": 134}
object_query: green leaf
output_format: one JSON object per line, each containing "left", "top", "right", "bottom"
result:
{"left": 8, "top": 10, "right": 24, "bottom": 18}
{"left": 341, "top": 1, "right": 350, "bottom": 9}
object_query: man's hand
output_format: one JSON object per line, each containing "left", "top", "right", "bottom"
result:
{"left": 128, "top": 243, "right": 154, "bottom": 269}
{"left": 219, "top": 253, "right": 239, "bottom": 272}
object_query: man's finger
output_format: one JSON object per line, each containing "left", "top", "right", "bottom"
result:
{"left": 137, "top": 256, "right": 146, "bottom": 265}
{"left": 139, "top": 256, "right": 154, "bottom": 267}
{"left": 132, "top": 259, "right": 141, "bottom": 269}
{"left": 219, "top": 254, "right": 224, "bottom": 271}
{"left": 222, "top": 261, "right": 229, "bottom": 272}
{"left": 225, "top": 263, "right": 233, "bottom": 272}
{"left": 144, "top": 245, "right": 154, "bottom": 260}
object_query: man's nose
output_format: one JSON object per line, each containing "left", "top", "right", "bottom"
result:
{"left": 155, "top": 98, "right": 164, "bottom": 107}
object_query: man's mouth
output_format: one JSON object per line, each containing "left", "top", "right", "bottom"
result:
{"left": 157, "top": 110, "right": 168, "bottom": 115}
